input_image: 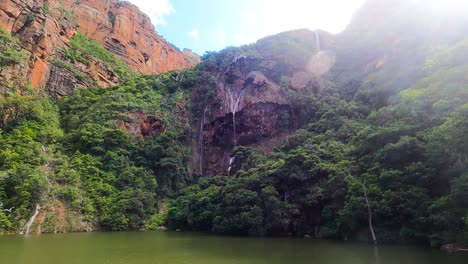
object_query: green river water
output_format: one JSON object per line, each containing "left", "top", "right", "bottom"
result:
{"left": 0, "top": 231, "right": 467, "bottom": 264}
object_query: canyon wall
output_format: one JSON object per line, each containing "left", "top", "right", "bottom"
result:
{"left": 0, "top": 0, "right": 196, "bottom": 93}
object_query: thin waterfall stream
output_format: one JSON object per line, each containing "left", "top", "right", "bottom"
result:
{"left": 315, "top": 31, "right": 320, "bottom": 51}
{"left": 227, "top": 157, "right": 235, "bottom": 176}
{"left": 20, "top": 204, "right": 41, "bottom": 235}
{"left": 20, "top": 145, "right": 52, "bottom": 235}
{"left": 226, "top": 86, "right": 245, "bottom": 175}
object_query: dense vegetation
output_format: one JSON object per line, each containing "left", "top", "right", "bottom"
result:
{"left": 0, "top": 29, "right": 29, "bottom": 67}
{"left": 0, "top": 14, "right": 467, "bottom": 249}
{"left": 166, "top": 37, "right": 468, "bottom": 246}
{"left": 0, "top": 70, "right": 202, "bottom": 232}
{"left": 61, "top": 33, "right": 134, "bottom": 80}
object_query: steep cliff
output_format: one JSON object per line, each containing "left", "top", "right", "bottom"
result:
{"left": 0, "top": 0, "right": 196, "bottom": 94}
{"left": 61, "top": 0, "right": 195, "bottom": 74}
{"left": 196, "top": 30, "right": 335, "bottom": 176}
{"left": 0, "top": 0, "right": 77, "bottom": 90}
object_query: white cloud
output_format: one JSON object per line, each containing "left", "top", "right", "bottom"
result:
{"left": 188, "top": 29, "right": 199, "bottom": 39}
{"left": 127, "top": 0, "right": 174, "bottom": 27}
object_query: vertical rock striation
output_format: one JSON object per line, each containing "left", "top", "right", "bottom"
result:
{"left": 61, "top": 0, "right": 195, "bottom": 74}
{"left": 0, "top": 0, "right": 197, "bottom": 93}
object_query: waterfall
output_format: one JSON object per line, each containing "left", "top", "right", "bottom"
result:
{"left": 20, "top": 204, "right": 41, "bottom": 235}
{"left": 223, "top": 57, "right": 248, "bottom": 176}
{"left": 226, "top": 88, "right": 243, "bottom": 176}
{"left": 315, "top": 31, "right": 320, "bottom": 52}
{"left": 19, "top": 145, "right": 52, "bottom": 235}
{"left": 227, "top": 157, "right": 235, "bottom": 176}
{"left": 226, "top": 88, "right": 245, "bottom": 146}
{"left": 198, "top": 107, "right": 208, "bottom": 175}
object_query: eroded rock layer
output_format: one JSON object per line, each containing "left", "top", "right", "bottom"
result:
{"left": 61, "top": 0, "right": 195, "bottom": 74}
{"left": 0, "top": 0, "right": 196, "bottom": 93}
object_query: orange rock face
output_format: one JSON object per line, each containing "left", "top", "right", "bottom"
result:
{"left": 62, "top": 0, "right": 195, "bottom": 74}
{"left": 0, "top": 0, "right": 196, "bottom": 92}
{"left": 0, "top": 0, "right": 77, "bottom": 89}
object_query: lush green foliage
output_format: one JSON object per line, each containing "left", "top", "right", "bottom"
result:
{"left": 0, "top": 21, "right": 466, "bottom": 249}
{"left": 67, "top": 33, "right": 133, "bottom": 79}
{"left": 56, "top": 74, "right": 200, "bottom": 230}
{"left": 0, "top": 94, "right": 59, "bottom": 230}
{"left": 0, "top": 28, "right": 29, "bottom": 66}
{"left": 0, "top": 69, "right": 202, "bottom": 232}
{"left": 168, "top": 37, "right": 468, "bottom": 246}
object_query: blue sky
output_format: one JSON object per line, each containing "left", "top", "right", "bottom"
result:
{"left": 128, "top": 0, "right": 366, "bottom": 55}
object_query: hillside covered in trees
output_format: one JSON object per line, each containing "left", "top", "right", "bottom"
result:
{"left": 0, "top": 0, "right": 467, "bottom": 248}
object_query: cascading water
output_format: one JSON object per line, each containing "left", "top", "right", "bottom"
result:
{"left": 20, "top": 145, "right": 52, "bottom": 235}
{"left": 226, "top": 87, "right": 244, "bottom": 176}
{"left": 227, "top": 157, "right": 235, "bottom": 176}
{"left": 223, "top": 56, "right": 248, "bottom": 176}
{"left": 315, "top": 31, "right": 320, "bottom": 52}
{"left": 226, "top": 87, "right": 245, "bottom": 146}
{"left": 20, "top": 204, "right": 41, "bottom": 235}
{"left": 198, "top": 106, "right": 208, "bottom": 175}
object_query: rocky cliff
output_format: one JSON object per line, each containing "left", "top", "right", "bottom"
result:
{"left": 0, "top": 0, "right": 76, "bottom": 90}
{"left": 196, "top": 30, "right": 335, "bottom": 176}
{"left": 0, "top": 0, "right": 196, "bottom": 94}
{"left": 61, "top": 0, "right": 194, "bottom": 74}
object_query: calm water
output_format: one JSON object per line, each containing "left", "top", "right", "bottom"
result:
{"left": 0, "top": 232, "right": 466, "bottom": 264}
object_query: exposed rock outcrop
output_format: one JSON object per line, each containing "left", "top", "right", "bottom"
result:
{"left": 183, "top": 48, "right": 202, "bottom": 65}
{"left": 0, "top": 0, "right": 77, "bottom": 89}
{"left": 0, "top": 0, "right": 197, "bottom": 93}
{"left": 119, "top": 112, "right": 167, "bottom": 139}
{"left": 61, "top": 0, "right": 195, "bottom": 74}
{"left": 197, "top": 31, "right": 335, "bottom": 176}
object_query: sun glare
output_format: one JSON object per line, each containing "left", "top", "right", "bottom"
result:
{"left": 414, "top": 0, "right": 468, "bottom": 14}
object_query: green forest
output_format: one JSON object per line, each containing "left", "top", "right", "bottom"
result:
{"left": 167, "top": 37, "right": 468, "bottom": 245}
{"left": 0, "top": 25, "right": 467, "bottom": 248}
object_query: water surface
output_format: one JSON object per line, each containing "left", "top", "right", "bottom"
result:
{"left": 0, "top": 231, "right": 466, "bottom": 264}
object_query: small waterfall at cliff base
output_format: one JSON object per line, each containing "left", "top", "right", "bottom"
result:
{"left": 227, "top": 157, "right": 235, "bottom": 176}
{"left": 20, "top": 145, "right": 52, "bottom": 235}
{"left": 20, "top": 204, "right": 41, "bottom": 235}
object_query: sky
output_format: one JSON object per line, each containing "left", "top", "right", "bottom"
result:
{"left": 128, "top": 0, "right": 366, "bottom": 55}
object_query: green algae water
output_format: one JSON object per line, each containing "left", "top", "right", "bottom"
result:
{"left": 1, "top": 232, "right": 467, "bottom": 264}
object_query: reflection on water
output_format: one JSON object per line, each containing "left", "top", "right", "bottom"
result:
{"left": 0, "top": 232, "right": 467, "bottom": 264}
